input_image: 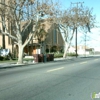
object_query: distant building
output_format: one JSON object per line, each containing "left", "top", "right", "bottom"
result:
{"left": 77, "top": 45, "right": 94, "bottom": 55}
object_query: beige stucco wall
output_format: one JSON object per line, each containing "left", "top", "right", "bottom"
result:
{"left": 0, "top": 34, "right": 13, "bottom": 52}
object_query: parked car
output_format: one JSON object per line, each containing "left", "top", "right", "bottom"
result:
{"left": 0, "top": 49, "right": 12, "bottom": 60}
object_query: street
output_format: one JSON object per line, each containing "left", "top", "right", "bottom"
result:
{"left": 0, "top": 56, "right": 100, "bottom": 100}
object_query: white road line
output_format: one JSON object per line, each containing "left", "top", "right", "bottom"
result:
{"left": 80, "top": 61, "right": 87, "bottom": 64}
{"left": 94, "top": 59, "right": 98, "bottom": 61}
{"left": 47, "top": 67, "right": 64, "bottom": 72}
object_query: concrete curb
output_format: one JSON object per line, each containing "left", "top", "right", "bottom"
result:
{"left": 0, "top": 55, "right": 99, "bottom": 69}
{"left": 0, "top": 57, "right": 76, "bottom": 69}
{"left": 0, "top": 61, "right": 40, "bottom": 69}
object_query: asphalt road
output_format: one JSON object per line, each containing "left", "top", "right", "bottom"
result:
{"left": 0, "top": 56, "right": 100, "bottom": 100}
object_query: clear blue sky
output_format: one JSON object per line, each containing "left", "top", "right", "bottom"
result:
{"left": 57, "top": 0, "right": 100, "bottom": 49}
{"left": 60, "top": 0, "right": 100, "bottom": 20}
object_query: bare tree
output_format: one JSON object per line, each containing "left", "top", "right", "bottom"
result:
{"left": 0, "top": 0, "right": 57, "bottom": 64}
{"left": 57, "top": 2, "right": 96, "bottom": 58}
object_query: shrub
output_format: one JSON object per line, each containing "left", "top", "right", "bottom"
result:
{"left": 67, "top": 53, "right": 78, "bottom": 56}
{"left": 54, "top": 53, "right": 63, "bottom": 58}
{"left": 0, "top": 56, "right": 3, "bottom": 60}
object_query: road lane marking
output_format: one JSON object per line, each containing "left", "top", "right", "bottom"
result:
{"left": 80, "top": 61, "right": 87, "bottom": 64}
{"left": 47, "top": 67, "right": 64, "bottom": 72}
{"left": 94, "top": 59, "right": 98, "bottom": 61}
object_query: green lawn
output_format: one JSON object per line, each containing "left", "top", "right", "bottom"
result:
{"left": 0, "top": 60, "right": 17, "bottom": 63}
{"left": 0, "top": 58, "right": 34, "bottom": 63}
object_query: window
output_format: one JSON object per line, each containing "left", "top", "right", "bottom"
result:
{"left": 53, "top": 29, "right": 57, "bottom": 44}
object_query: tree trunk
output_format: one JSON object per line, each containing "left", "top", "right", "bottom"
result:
{"left": 63, "top": 42, "right": 68, "bottom": 58}
{"left": 63, "top": 28, "right": 75, "bottom": 58}
{"left": 17, "top": 45, "right": 24, "bottom": 64}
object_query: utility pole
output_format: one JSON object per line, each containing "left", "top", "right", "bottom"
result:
{"left": 84, "top": 33, "right": 86, "bottom": 57}
{"left": 71, "top": 2, "right": 84, "bottom": 58}
{"left": 76, "top": 27, "right": 77, "bottom": 57}
{"left": 84, "top": 32, "right": 89, "bottom": 57}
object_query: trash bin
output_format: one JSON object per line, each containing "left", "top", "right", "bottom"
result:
{"left": 43, "top": 54, "right": 47, "bottom": 62}
{"left": 38, "top": 54, "right": 44, "bottom": 62}
{"left": 46, "top": 54, "right": 54, "bottom": 62}
{"left": 49, "top": 54, "right": 54, "bottom": 61}
{"left": 46, "top": 54, "right": 50, "bottom": 61}
{"left": 33, "top": 54, "right": 38, "bottom": 62}
{"left": 33, "top": 54, "right": 44, "bottom": 62}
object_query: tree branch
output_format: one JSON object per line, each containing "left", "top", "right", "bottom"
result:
{"left": 21, "top": 20, "right": 32, "bottom": 36}
{"left": 0, "top": 29, "right": 18, "bottom": 41}
{"left": 23, "top": 31, "right": 34, "bottom": 48}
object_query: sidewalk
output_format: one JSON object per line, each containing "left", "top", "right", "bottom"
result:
{"left": 0, "top": 60, "right": 37, "bottom": 69}
{"left": 0, "top": 57, "right": 74, "bottom": 69}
